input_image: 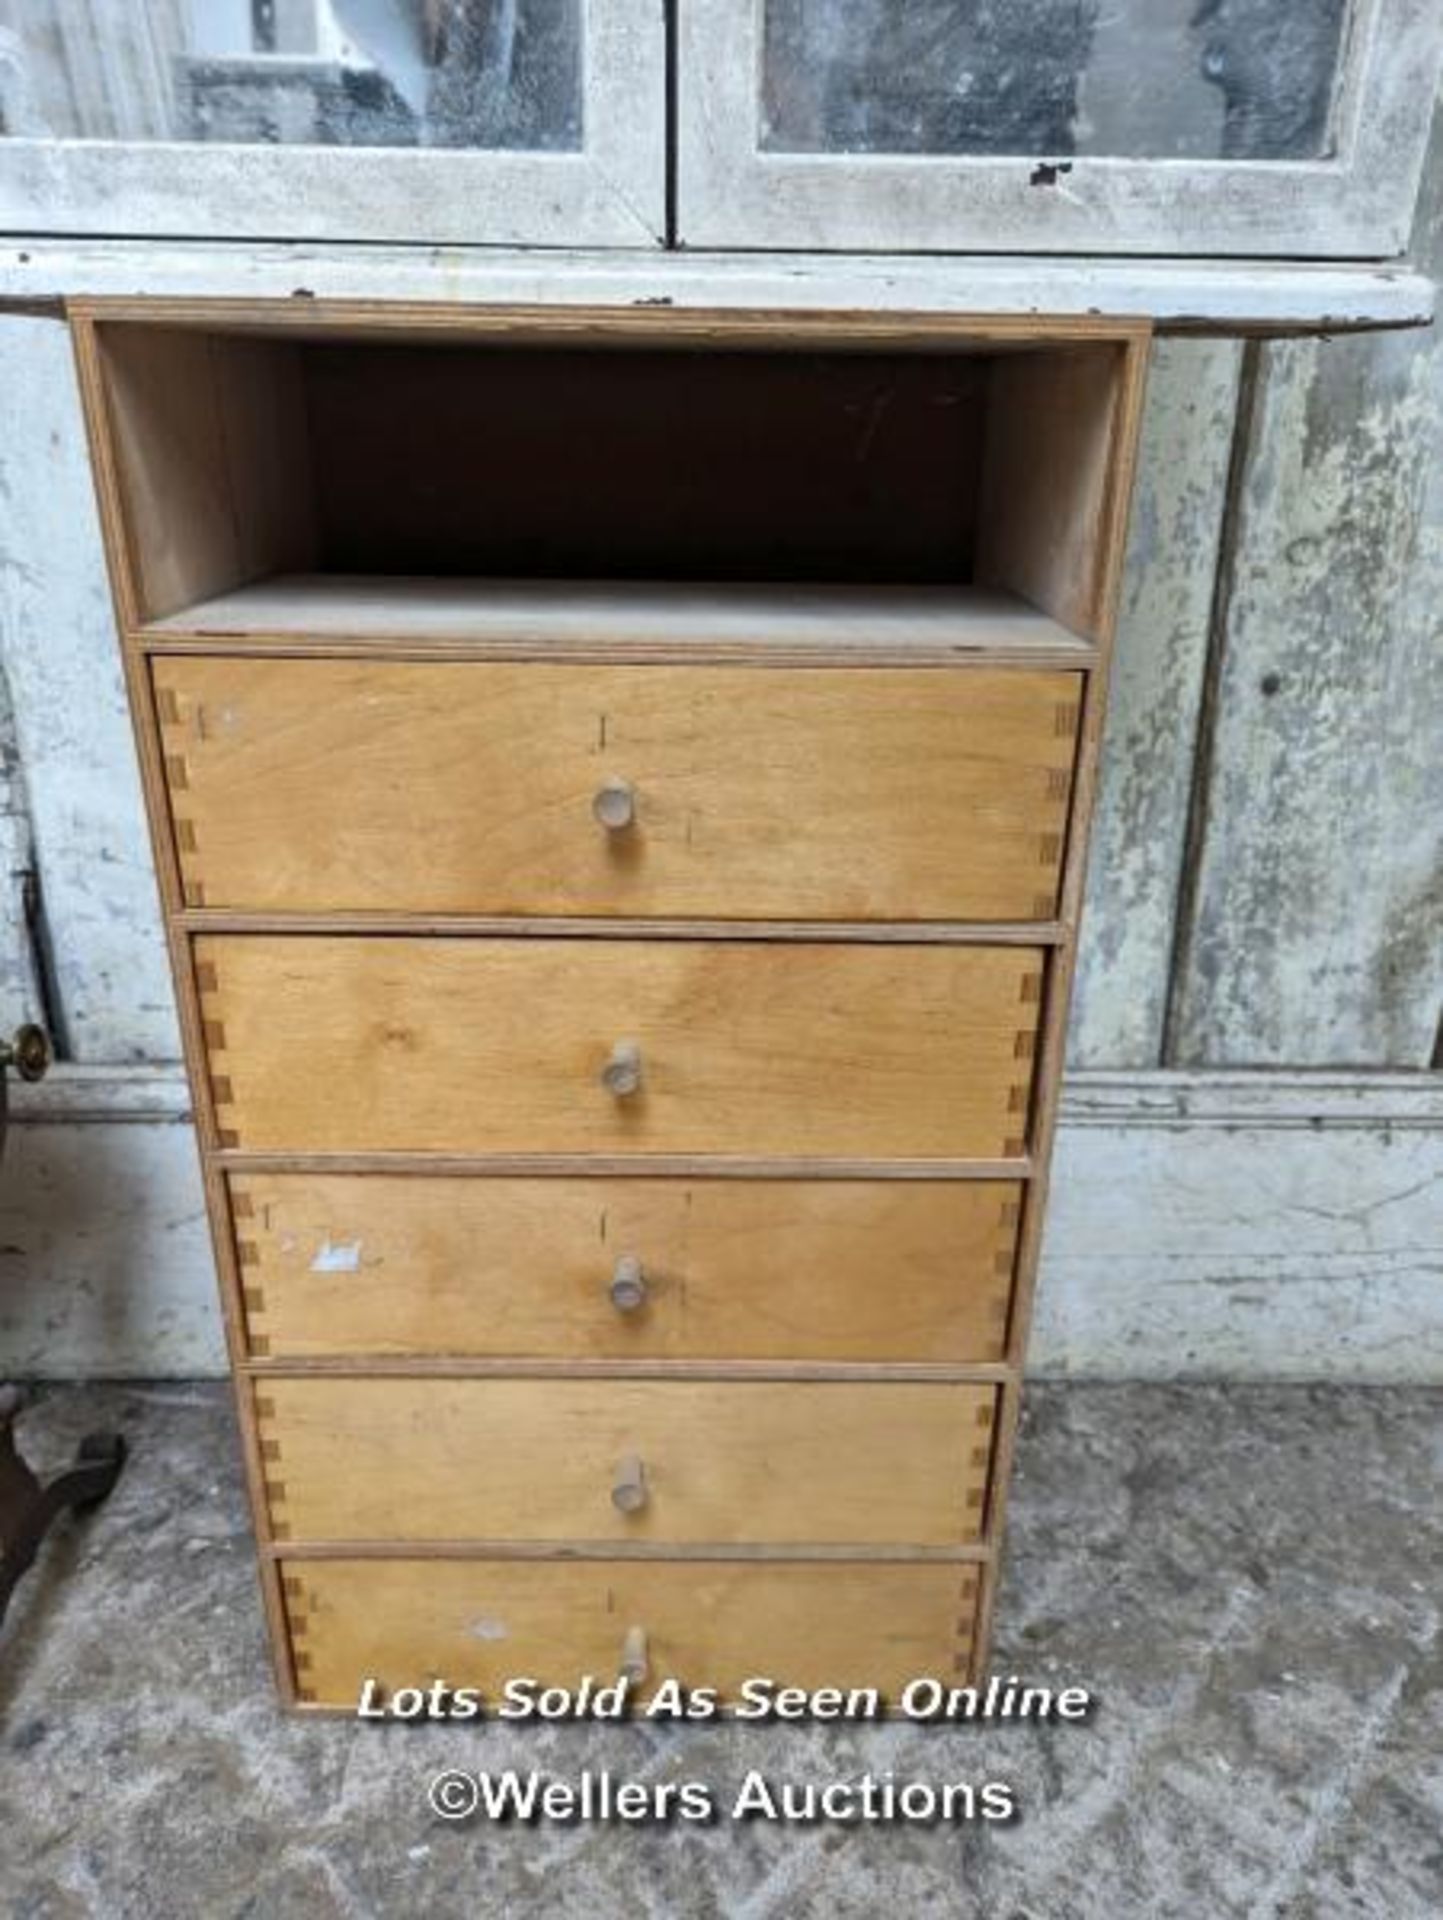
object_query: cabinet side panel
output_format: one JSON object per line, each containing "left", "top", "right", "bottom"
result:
{"left": 977, "top": 342, "right": 1132, "bottom": 642}
{"left": 86, "top": 324, "right": 316, "bottom": 622}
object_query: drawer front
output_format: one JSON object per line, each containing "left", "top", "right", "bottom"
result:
{"left": 256, "top": 1379, "right": 996, "bottom": 1547}
{"left": 282, "top": 1558, "right": 980, "bottom": 1707}
{"left": 155, "top": 659, "right": 1080, "bottom": 922}
{"left": 197, "top": 936, "right": 1044, "bottom": 1159}
{"left": 233, "top": 1173, "right": 1021, "bottom": 1363}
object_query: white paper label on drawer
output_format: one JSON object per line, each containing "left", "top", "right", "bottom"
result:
{"left": 310, "top": 1239, "right": 363, "bottom": 1273}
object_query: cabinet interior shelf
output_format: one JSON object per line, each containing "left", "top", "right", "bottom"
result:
{"left": 142, "top": 573, "right": 1095, "bottom": 661}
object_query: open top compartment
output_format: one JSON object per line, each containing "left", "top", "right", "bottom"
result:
{"left": 83, "top": 312, "right": 1139, "bottom": 647}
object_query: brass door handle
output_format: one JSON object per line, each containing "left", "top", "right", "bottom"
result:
{"left": 593, "top": 778, "right": 636, "bottom": 832}
{"left": 0, "top": 1025, "right": 49, "bottom": 1083}
{"left": 612, "top": 1453, "right": 648, "bottom": 1514}
{"left": 601, "top": 1040, "right": 643, "bottom": 1098}
{"left": 609, "top": 1255, "right": 647, "bottom": 1312}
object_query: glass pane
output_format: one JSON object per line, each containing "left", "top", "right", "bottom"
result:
{"left": 0, "top": 0, "right": 582, "bottom": 150}
{"left": 762, "top": 0, "right": 1352, "bottom": 161}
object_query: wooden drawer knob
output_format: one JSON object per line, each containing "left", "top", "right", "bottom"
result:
{"left": 593, "top": 778, "right": 636, "bottom": 832}
{"left": 612, "top": 1452, "right": 648, "bottom": 1514}
{"left": 609, "top": 1255, "right": 648, "bottom": 1312}
{"left": 620, "top": 1625, "right": 649, "bottom": 1685}
{"left": 601, "top": 1039, "right": 643, "bottom": 1098}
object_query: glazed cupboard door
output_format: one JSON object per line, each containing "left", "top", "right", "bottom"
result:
{"left": 676, "top": 0, "right": 1443, "bottom": 257}
{"left": 6, "top": 1, "right": 1441, "bottom": 256}
{"left": 0, "top": 0, "right": 665, "bottom": 244}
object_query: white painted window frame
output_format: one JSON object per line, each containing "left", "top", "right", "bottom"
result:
{"left": 0, "top": 0, "right": 666, "bottom": 247}
{"left": 677, "top": 0, "right": 1443, "bottom": 258}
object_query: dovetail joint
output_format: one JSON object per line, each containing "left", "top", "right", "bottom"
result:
{"left": 195, "top": 954, "right": 239, "bottom": 1145}
{"left": 155, "top": 679, "right": 209, "bottom": 902}
{"left": 280, "top": 1572, "right": 314, "bottom": 1699}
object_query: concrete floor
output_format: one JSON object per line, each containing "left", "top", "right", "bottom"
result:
{"left": 1, "top": 1383, "right": 1440, "bottom": 1919}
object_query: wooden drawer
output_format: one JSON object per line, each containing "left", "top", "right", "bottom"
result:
{"left": 281, "top": 1558, "right": 981, "bottom": 1707}
{"left": 233, "top": 1173, "right": 1021, "bottom": 1363}
{"left": 155, "top": 659, "right": 1080, "bottom": 922}
{"left": 197, "top": 935, "right": 1044, "bottom": 1160}
{"left": 256, "top": 1378, "right": 997, "bottom": 1546}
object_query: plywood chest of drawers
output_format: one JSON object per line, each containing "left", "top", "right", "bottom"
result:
{"left": 73, "top": 299, "right": 1148, "bottom": 1711}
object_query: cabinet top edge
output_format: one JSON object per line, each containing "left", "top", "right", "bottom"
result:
{"left": 0, "top": 242, "right": 1423, "bottom": 335}
{"left": 64, "top": 291, "right": 1154, "bottom": 350}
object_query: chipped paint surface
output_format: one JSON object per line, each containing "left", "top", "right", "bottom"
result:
{"left": 1070, "top": 338, "right": 1242, "bottom": 1069}
{"left": 1037, "top": 1108, "right": 1443, "bottom": 1379}
{"left": 0, "top": 240, "right": 1430, "bottom": 329}
{"left": 1170, "top": 111, "right": 1443, "bottom": 1067}
{"left": 0, "top": 1112, "right": 218, "bottom": 1376}
{"left": 0, "top": 657, "right": 44, "bottom": 1033}
{"left": 0, "top": 316, "right": 178, "bottom": 1062}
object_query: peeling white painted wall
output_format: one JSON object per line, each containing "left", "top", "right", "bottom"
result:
{"left": 1070, "top": 338, "right": 1242, "bottom": 1068}
{"left": 0, "top": 316, "right": 178, "bottom": 1062}
{"left": 1169, "top": 113, "right": 1443, "bottom": 1070}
